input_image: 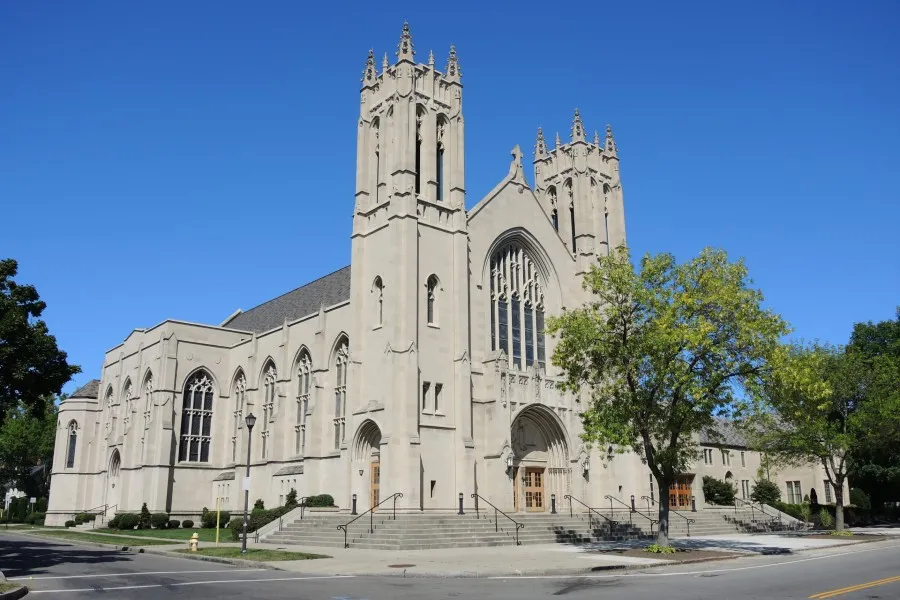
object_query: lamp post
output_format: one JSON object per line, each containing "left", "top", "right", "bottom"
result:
{"left": 240, "top": 413, "right": 257, "bottom": 555}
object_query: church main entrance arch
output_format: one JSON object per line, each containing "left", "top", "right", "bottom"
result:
{"left": 510, "top": 405, "right": 570, "bottom": 512}
{"left": 352, "top": 420, "right": 382, "bottom": 511}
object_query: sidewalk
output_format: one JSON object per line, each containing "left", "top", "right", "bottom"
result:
{"left": 144, "top": 532, "right": 877, "bottom": 577}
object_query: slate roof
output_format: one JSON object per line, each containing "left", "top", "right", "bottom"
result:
{"left": 70, "top": 379, "right": 101, "bottom": 399}
{"left": 273, "top": 464, "right": 304, "bottom": 476}
{"left": 213, "top": 471, "right": 236, "bottom": 481}
{"left": 222, "top": 266, "right": 352, "bottom": 333}
{"left": 700, "top": 417, "right": 748, "bottom": 448}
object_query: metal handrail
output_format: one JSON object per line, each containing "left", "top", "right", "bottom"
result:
{"left": 604, "top": 495, "right": 658, "bottom": 528}
{"left": 735, "top": 497, "right": 782, "bottom": 526}
{"left": 336, "top": 492, "right": 402, "bottom": 548}
{"left": 639, "top": 495, "right": 695, "bottom": 536}
{"left": 564, "top": 494, "right": 617, "bottom": 528}
{"left": 471, "top": 493, "right": 524, "bottom": 546}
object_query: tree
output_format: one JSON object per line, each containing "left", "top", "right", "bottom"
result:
{"left": 749, "top": 478, "right": 781, "bottom": 505}
{"left": 0, "top": 259, "right": 80, "bottom": 419}
{"left": 702, "top": 476, "right": 736, "bottom": 505}
{"left": 0, "top": 398, "right": 58, "bottom": 497}
{"left": 747, "top": 343, "right": 894, "bottom": 531}
{"left": 548, "top": 247, "right": 788, "bottom": 545}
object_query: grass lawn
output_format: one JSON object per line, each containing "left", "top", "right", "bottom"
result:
{"left": 94, "top": 527, "right": 226, "bottom": 543}
{"left": 27, "top": 529, "right": 175, "bottom": 546}
{"left": 0, "top": 582, "right": 23, "bottom": 592}
{"left": 175, "top": 547, "right": 330, "bottom": 561}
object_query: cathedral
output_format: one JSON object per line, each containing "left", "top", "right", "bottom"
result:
{"left": 46, "top": 24, "right": 839, "bottom": 526}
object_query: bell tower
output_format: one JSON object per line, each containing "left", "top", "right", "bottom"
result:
{"left": 348, "top": 23, "right": 471, "bottom": 510}
{"left": 533, "top": 111, "right": 626, "bottom": 273}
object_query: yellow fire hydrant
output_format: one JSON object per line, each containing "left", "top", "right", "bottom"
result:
{"left": 189, "top": 532, "right": 199, "bottom": 552}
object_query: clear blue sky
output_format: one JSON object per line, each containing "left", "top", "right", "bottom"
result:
{"left": 2, "top": 2, "right": 898, "bottom": 394}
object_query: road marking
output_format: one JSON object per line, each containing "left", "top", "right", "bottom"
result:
{"left": 809, "top": 574, "right": 900, "bottom": 599}
{"left": 489, "top": 542, "right": 900, "bottom": 580}
{"left": 27, "top": 574, "right": 354, "bottom": 594}
{"left": 8, "top": 568, "right": 265, "bottom": 581}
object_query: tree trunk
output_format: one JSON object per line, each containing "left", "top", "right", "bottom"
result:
{"left": 656, "top": 484, "right": 670, "bottom": 546}
{"left": 834, "top": 483, "right": 845, "bottom": 531}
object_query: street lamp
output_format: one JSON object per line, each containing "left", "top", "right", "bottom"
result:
{"left": 241, "top": 413, "right": 257, "bottom": 555}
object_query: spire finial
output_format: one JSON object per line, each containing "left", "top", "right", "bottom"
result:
{"left": 396, "top": 21, "right": 415, "bottom": 61}
{"left": 593, "top": 130, "right": 600, "bottom": 146}
{"left": 446, "top": 44, "right": 461, "bottom": 79}
{"left": 428, "top": 49, "right": 434, "bottom": 68}
{"left": 382, "top": 52, "right": 389, "bottom": 71}
{"left": 535, "top": 127, "right": 547, "bottom": 157}
{"left": 605, "top": 124, "right": 618, "bottom": 156}
{"left": 362, "top": 48, "right": 377, "bottom": 84}
{"left": 571, "top": 108, "right": 585, "bottom": 142}
{"left": 555, "top": 131, "right": 561, "bottom": 148}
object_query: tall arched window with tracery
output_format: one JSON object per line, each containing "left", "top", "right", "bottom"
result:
{"left": 372, "top": 117, "right": 381, "bottom": 204}
{"left": 296, "top": 352, "right": 312, "bottom": 455}
{"left": 548, "top": 186, "right": 559, "bottom": 232}
{"left": 121, "top": 379, "right": 133, "bottom": 432}
{"left": 333, "top": 339, "right": 349, "bottom": 449}
{"left": 140, "top": 373, "right": 153, "bottom": 461}
{"left": 104, "top": 387, "right": 114, "bottom": 440}
{"left": 261, "top": 364, "right": 277, "bottom": 459}
{"left": 231, "top": 371, "right": 246, "bottom": 462}
{"left": 490, "top": 243, "right": 547, "bottom": 371}
{"left": 178, "top": 371, "right": 215, "bottom": 462}
{"left": 436, "top": 115, "right": 447, "bottom": 201}
{"left": 66, "top": 421, "right": 78, "bottom": 468}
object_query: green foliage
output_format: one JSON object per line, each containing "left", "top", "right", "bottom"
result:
{"left": 0, "top": 399, "right": 58, "bottom": 497}
{"left": 181, "top": 519, "right": 194, "bottom": 529}
{"left": 117, "top": 513, "right": 139, "bottom": 530}
{"left": 24, "top": 511, "right": 45, "bottom": 525}
{"left": 304, "top": 494, "right": 335, "bottom": 508}
{"left": 644, "top": 544, "right": 677, "bottom": 554}
{"left": 138, "top": 503, "right": 151, "bottom": 530}
{"left": 253, "top": 499, "right": 265, "bottom": 510}
{"left": 167, "top": 519, "right": 180, "bottom": 529}
{"left": 74, "top": 513, "right": 85, "bottom": 525}
{"left": 547, "top": 247, "right": 788, "bottom": 545}
{"left": 64, "top": 520, "right": 76, "bottom": 528}
{"left": 150, "top": 513, "right": 169, "bottom": 529}
{"left": 750, "top": 479, "right": 781, "bottom": 505}
{"left": 228, "top": 504, "right": 296, "bottom": 541}
{"left": 35, "top": 497, "right": 47, "bottom": 513}
{"left": 819, "top": 507, "right": 835, "bottom": 529}
{"left": 850, "top": 488, "right": 871, "bottom": 510}
{"left": 7, "top": 497, "right": 28, "bottom": 522}
{"left": 285, "top": 488, "right": 298, "bottom": 508}
{"left": 799, "top": 501, "right": 812, "bottom": 522}
{"left": 773, "top": 502, "right": 804, "bottom": 521}
{"left": 702, "top": 476, "right": 736, "bottom": 505}
{"left": 201, "top": 508, "right": 230, "bottom": 528}
{"left": 830, "top": 530, "right": 853, "bottom": 537}
{"left": 106, "top": 514, "right": 120, "bottom": 529}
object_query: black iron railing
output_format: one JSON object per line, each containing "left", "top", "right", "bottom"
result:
{"left": 81, "top": 503, "right": 117, "bottom": 528}
{"left": 336, "top": 492, "right": 402, "bottom": 548}
{"left": 471, "top": 493, "right": 524, "bottom": 546}
{"left": 735, "top": 497, "right": 782, "bottom": 526}
{"left": 564, "top": 494, "right": 617, "bottom": 530}
{"left": 606, "top": 495, "right": 659, "bottom": 533}
{"left": 639, "top": 495, "right": 695, "bottom": 537}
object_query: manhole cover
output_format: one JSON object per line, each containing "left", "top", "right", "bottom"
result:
{"left": 388, "top": 564, "right": 416, "bottom": 568}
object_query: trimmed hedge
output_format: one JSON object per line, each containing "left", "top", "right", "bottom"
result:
{"left": 228, "top": 504, "right": 295, "bottom": 541}
{"left": 201, "top": 508, "right": 231, "bottom": 528}
{"left": 304, "top": 494, "right": 335, "bottom": 508}
{"left": 150, "top": 513, "right": 170, "bottom": 529}
{"left": 117, "top": 513, "right": 140, "bottom": 530}
{"left": 25, "top": 511, "right": 46, "bottom": 525}
{"left": 167, "top": 519, "right": 180, "bottom": 529}
{"left": 65, "top": 520, "right": 76, "bottom": 528}
{"left": 181, "top": 519, "right": 194, "bottom": 529}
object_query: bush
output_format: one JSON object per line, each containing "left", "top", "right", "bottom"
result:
{"left": 285, "top": 489, "right": 298, "bottom": 508}
{"left": 228, "top": 506, "right": 293, "bottom": 541}
{"left": 150, "top": 513, "right": 170, "bottom": 529}
{"left": 181, "top": 519, "right": 194, "bottom": 529}
{"left": 750, "top": 479, "right": 782, "bottom": 505}
{"left": 74, "top": 513, "right": 85, "bottom": 525}
{"left": 8, "top": 497, "right": 28, "bottom": 522}
{"left": 819, "top": 507, "right": 835, "bottom": 529}
{"left": 201, "top": 508, "right": 231, "bottom": 528}
{"left": 139, "top": 503, "right": 152, "bottom": 530}
{"left": 25, "top": 511, "right": 46, "bottom": 525}
{"left": 850, "top": 488, "right": 871, "bottom": 510}
{"left": 253, "top": 499, "right": 265, "bottom": 510}
{"left": 167, "top": 519, "right": 180, "bottom": 529}
{"left": 117, "top": 513, "right": 140, "bottom": 530}
{"left": 106, "top": 514, "right": 121, "bottom": 529}
{"left": 799, "top": 502, "right": 812, "bottom": 523}
{"left": 65, "top": 520, "right": 76, "bottom": 528}
{"left": 305, "top": 494, "right": 335, "bottom": 508}
{"left": 36, "top": 497, "right": 48, "bottom": 513}
{"left": 702, "top": 476, "right": 736, "bottom": 506}
{"left": 644, "top": 544, "right": 677, "bottom": 554}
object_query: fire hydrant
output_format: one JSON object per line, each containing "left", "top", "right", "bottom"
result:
{"left": 189, "top": 532, "right": 199, "bottom": 552}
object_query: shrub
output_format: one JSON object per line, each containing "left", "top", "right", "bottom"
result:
{"left": 138, "top": 503, "right": 151, "bottom": 530}
{"left": 201, "top": 508, "right": 231, "bottom": 528}
{"left": 850, "top": 488, "right": 871, "bottom": 510}
{"left": 830, "top": 530, "right": 853, "bottom": 537}
{"left": 305, "top": 494, "right": 335, "bottom": 508}
{"left": 8, "top": 497, "right": 28, "bottom": 522}
{"left": 74, "top": 513, "right": 85, "bottom": 525}
{"left": 819, "top": 507, "right": 834, "bottom": 529}
{"left": 181, "top": 519, "right": 194, "bottom": 529}
{"left": 167, "top": 519, "right": 180, "bottom": 529}
{"left": 25, "top": 511, "right": 46, "bottom": 525}
{"left": 644, "top": 544, "right": 677, "bottom": 554}
{"left": 150, "top": 513, "right": 169, "bottom": 529}
{"left": 253, "top": 499, "right": 265, "bottom": 510}
{"left": 799, "top": 502, "right": 812, "bottom": 523}
{"left": 773, "top": 502, "right": 805, "bottom": 521}
{"left": 36, "top": 497, "right": 48, "bottom": 513}
{"left": 285, "top": 488, "right": 298, "bottom": 508}
{"left": 65, "top": 520, "right": 76, "bottom": 528}
{"left": 106, "top": 514, "right": 121, "bottom": 529}
{"left": 117, "top": 513, "right": 140, "bottom": 530}
{"left": 228, "top": 507, "right": 291, "bottom": 541}
{"left": 702, "top": 476, "right": 736, "bottom": 506}
{"left": 750, "top": 479, "right": 781, "bottom": 505}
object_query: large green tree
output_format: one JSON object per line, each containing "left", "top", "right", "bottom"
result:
{"left": 0, "top": 259, "right": 80, "bottom": 418}
{"left": 548, "top": 247, "right": 788, "bottom": 545}
{"left": 0, "top": 398, "right": 58, "bottom": 498}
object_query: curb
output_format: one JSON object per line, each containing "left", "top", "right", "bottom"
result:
{"left": 0, "top": 570, "right": 28, "bottom": 600}
{"left": 141, "top": 548, "right": 285, "bottom": 571}
{"left": 16, "top": 532, "right": 151, "bottom": 553}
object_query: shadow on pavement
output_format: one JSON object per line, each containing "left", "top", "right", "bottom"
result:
{"left": 0, "top": 536, "right": 131, "bottom": 577}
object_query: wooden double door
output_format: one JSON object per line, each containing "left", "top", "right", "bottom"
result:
{"left": 370, "top": 461, "right": 380, "bottom": 509}
{"left": 669, "top": 475, "right": 694, "bottom": 509}
{"left": 514, "top": 467, "right": 546, "bottom": 512}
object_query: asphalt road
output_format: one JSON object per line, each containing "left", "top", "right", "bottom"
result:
{"left": 2, "top": 532, "right": 899, "bottom": 599}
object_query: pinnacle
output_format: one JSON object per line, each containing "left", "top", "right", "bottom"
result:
{"left": 396, "top": 21, "right": 415, "bottom": 60}
{"left": 446, "top": 44, "right": 461, "bottom": 79}
{"left": 605, "top": 124, "right": 618, "bottom": 155}
{"left": 361, "top": 48, "right": 377, "bottom": 84}
{"left": 428, "top": 49, "right": 435, "bottom": 67}
{"left": 571, "top": 108, "right": 585, "bottom": 142}
{"left": 535, "top": 127, "right": 547, "bottom": 156}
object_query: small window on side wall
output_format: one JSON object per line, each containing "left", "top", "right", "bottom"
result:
{"left": 426, "top": 275, "right": 439, "bottom": 326}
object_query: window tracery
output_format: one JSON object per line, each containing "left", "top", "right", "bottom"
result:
{"left": 490, "top": 243, "right": 547, "bottom": 370}
{"left": 333, "top": 340, "right": 349, "bottom": 449}
{"left": 178, "top": 371, "right": 214, "bottom": 463}
{"left": 296, "top": 352, "right": 312, "bottom": 455}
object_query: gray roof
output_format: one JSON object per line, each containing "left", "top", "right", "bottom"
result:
{"left": 273, "top": 464, "right": 304, "bottom": 476}
{"left": 213, "top": 471, "right": 236, "bottom": 481}
{"left": 70, "top": 379, "right": 101, "bottom": 399}
{"left": 222, "top": 266, "right": 351, "bottom": 333}
{"left": 700, "top": 417, "right": 748, "bottom": 448}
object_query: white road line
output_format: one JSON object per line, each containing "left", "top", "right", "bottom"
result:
{"left": 8, "top": 568, "right": 265, "bottom": 581}
{"left": 489, "top": 542, "right": 900, "bottom": 580}
{"left": 28, "top": 574, "right": 355, "bottom": 594}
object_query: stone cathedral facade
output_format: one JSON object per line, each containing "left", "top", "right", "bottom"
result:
{"left": 46, "top": 25, "right": 838, "bottom": 526}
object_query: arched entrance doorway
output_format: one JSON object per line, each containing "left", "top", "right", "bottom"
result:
{"left": 510, "top": 405, "right": 570, "bottom": 512}
{"left": 352, "top": 420, "right": 382, "bottom": 511}
{"left": 105, "top": 449, "right": 122, "bottom": 512}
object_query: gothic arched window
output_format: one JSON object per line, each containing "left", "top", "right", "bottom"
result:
{"left": 415, "top": 105, "right": 426, "bottom": 196}
{"left": 372, "top": 117, "right": 381, "bottom": 203}
{"left": 547, "top": 186, "right": 559, "bottom": 232}
{"left": 373, "top": 277, "right": 384, "bottom": 327}
{"left": 231, "top": 371, "right": 246, "bottom": 462}
{"left": 490, "top": 242, "right": 547, "bottom": 370}
{"left": 66, "top": 421, "right": 77, "bottom": 468}
{"left": 426, "top": 275, "right": 439, "bottom": 325}
{"left": 565, "top": 179, "right": 576, "bottom": 252}
{"left": 296, "top": 351, "right": 312, "bottom": 455}
{"left": 140, "top": 373, "right": 153, "bottom": 461}
{"left": 104, "top": 387, "right": 114, "bottom": 440}
{"left": 436, "top": 115, "right": 447, "bottom": 201}
{"left": 121, "top": 379, "right": 133, "bottom": 431}
{"left": 261, "top": 363, "right": 277, "bottom": 459}
{"left": 178, "top": 370, "right": 215, "bottom": 463}
{"left": 333, "top": 338, "right": 349, "bottom": 449}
